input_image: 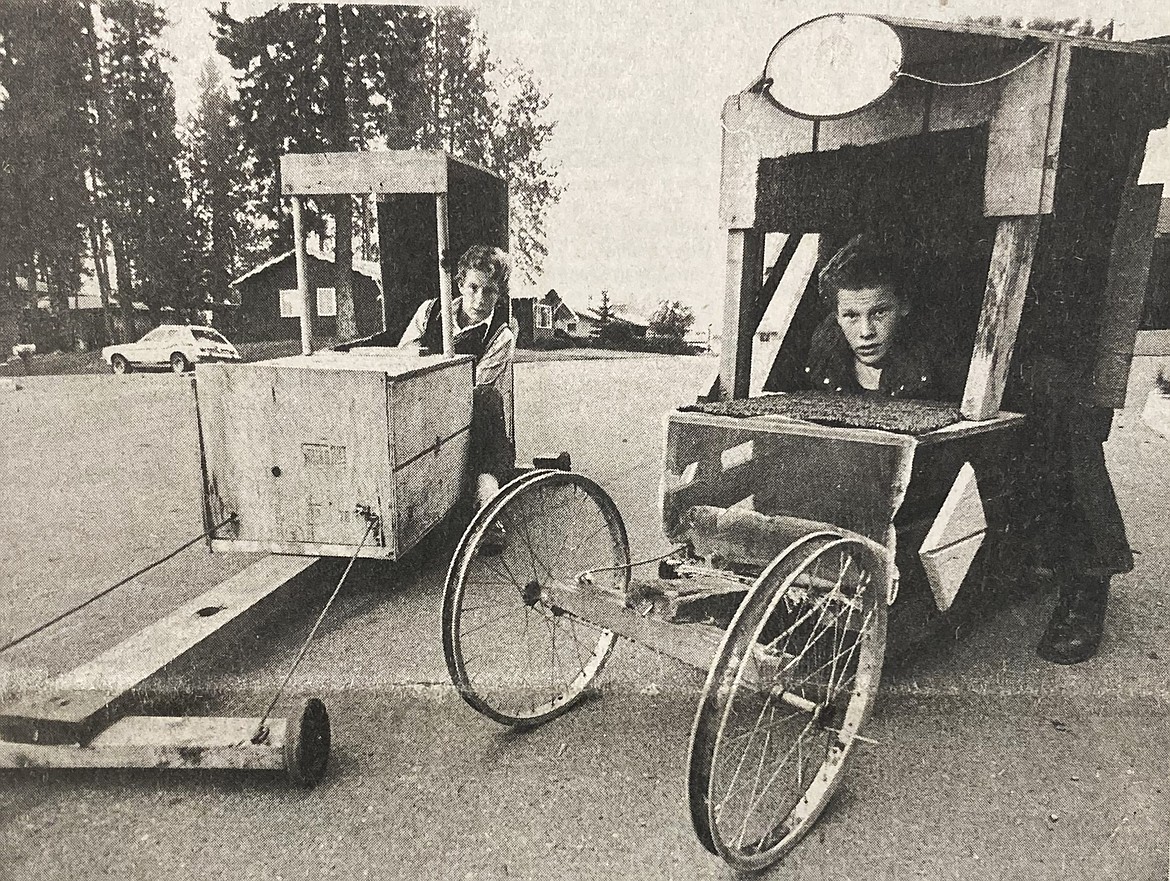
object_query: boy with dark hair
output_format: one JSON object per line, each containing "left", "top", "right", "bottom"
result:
{"left": 804, "top": 234, "right": 944, "bottom": 399}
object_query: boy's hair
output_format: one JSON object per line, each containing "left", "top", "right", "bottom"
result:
{"left": 819, "top": 234, "right": 905, "bottom": 307}
{"left": 456, "top": 245, "right": 510, "bottom": 298}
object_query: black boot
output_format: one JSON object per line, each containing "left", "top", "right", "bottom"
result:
{"left": 1036, "top": 577, "right": 1109, "bottom": 665}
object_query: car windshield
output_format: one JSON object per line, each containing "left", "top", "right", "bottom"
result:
{"left": 192, "top": 328, "right": 229, "bottom": 344}
{"left": 139, "top": 328, "right": 169, "bottom": 342}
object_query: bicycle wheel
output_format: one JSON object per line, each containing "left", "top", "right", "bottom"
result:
{"left": 688, "top": 532, "right": 888, "bottom": 871}
{"left": 442, "top": 471, "right": 627, "bottom": 727}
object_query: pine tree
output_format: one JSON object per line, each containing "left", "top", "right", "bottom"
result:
{"left": 416, "top": 11, "right": 563, "bottom": 284}
{"left": 98, "top": 0, "right": 192, "bottom": 329}
{"left": 0, "top": 0, "right": 91, "bottom": 353}
{"left": 184, "top": 59, "right": 242, "bottom": 319}
{"left": 213, "top": 4, "right": 430, "bottom": 338}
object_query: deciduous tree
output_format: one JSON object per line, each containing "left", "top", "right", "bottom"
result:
{"left": 649, "top": 299, "right": 695, "bottom": 341}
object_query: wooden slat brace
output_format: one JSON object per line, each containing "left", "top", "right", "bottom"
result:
{"left": 719, "top": 229, "right": 765, "bottom": 401}
{"left": 961, "top": 215, "right": 1042, "bottom": 420}
{"left": 752, "top": 233, "right": 804, "bottom": 329}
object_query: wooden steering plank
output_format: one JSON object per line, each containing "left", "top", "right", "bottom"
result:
{"left": 0, "top": 716, "right": 287, "bottom": 771}
{"left": 0, "top": 555, "right": 322, "bottom": 745}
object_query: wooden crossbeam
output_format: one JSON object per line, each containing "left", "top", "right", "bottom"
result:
{"left": 541, "top": 580, "right": 725, "bottom": 672}
{"left": 0, "top": 715, "right": 288, "bottom": 771}
{"left": 0, "top": 555, "right": 323, "bottom": 745}
{"left": 752, "top": 234, "right": 804, "bottom": 328}
{"left": 961, "top": 215, "right": 1043, "bottom": 420}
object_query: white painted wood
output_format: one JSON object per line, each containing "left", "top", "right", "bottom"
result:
{"left": 291, "top": 196, "right": 314, "bottom": 355}
{"left": 918, "top": 462, "right": 987, "bottom": 610}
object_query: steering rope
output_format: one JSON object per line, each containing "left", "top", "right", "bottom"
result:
{"left": 252, "top": 507, "right": 380, "bottom": 744}
{"left": 0, "top": 513, "right": 238, "bottom": 656}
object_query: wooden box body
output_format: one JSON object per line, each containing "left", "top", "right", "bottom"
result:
{"left": 197, "top": 350, "right": 474, "bottom": 559}
{"left": 661, "top": 409, "right": 1025, "bottom": 607}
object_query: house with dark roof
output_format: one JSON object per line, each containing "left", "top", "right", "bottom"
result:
{"left": 230, "top": 244, "right": 383, "bottom": 343}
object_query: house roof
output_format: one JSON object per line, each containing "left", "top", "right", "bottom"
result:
{"left": 230, "top": 244, "right": 383, "bottom": 290}
{"left": 582, "top": 306, "right": 649, "bottom": 328}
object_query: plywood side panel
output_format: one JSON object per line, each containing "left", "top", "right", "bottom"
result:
{"left": 984, "top": 43, "right": 1069, "bottom": 216}
{"left": 390, "top": 359, "right": 474, "bottom": 465}
{"left": 818, "top": 80, "right": 929, "bottom": 152}
{"left": 662, "top": 417, "right": 912, "bottom": 546}
{"left": 719, "top": 92, "right": 814, "bottom": 229}
{"left": 394, "top": 429, "right": 470, "bottom": 555}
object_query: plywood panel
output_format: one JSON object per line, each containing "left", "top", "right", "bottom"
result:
{"left": 662, "top": 414, "right": 912, "bottom": 547}
{"left": 281, "top": 151, "right": 447, "bottom": 195}
{"left": 984, "top": 43, "right": 1069, "bottom": 216}
{"left": 199, "top": 353, "right": 475, "bottom": 558}
{"left": 390, "top": 358, "right": 474, "bottom": 465}
{"left": 394, "top": 427, "right": 470, "bottom": 554}
{"left": 927, "top": 80, "right": 1002, "bottom": 132}
{"left": 818, "top": 80, "right": 929, "bottom": 152}
{"left": 719, "top": 92, "right": 814, "bottom": 228}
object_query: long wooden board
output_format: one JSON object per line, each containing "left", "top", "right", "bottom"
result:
{"left": 0, "top": 556, "right": 322, "bottom": 745}
{"left": 0, "top": 716, "right": 288, "bottom": 771}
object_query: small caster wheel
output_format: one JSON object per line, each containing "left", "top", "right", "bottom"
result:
{"left": 284, "top": 697, "right": 330, "bottom": 788}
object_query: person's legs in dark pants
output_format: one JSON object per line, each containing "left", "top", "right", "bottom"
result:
{"left": 1036, "top": 405, "right": 1132, "bottom": 664}
{"left": 470, "top": 384, "right": 513, "bottom": 509}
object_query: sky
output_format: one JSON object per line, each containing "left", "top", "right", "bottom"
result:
{"left": 161, "top": 0, "right": 1170, "bottom": 329}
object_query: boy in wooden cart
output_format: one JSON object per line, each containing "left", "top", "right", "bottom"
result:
{"left": 397, "top": 244, "right": 516, "bottom": 513}
{"left": 805, "top": 234, "right": 1129, "bottom": 664}
{"left": 338, "top": 244, "right": 516, "bottom": 515}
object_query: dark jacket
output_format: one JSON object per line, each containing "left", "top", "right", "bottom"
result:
{"left": 803, "top": 314, "right": 945, "bottom": 400}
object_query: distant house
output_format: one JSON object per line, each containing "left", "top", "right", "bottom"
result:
{"left": 541, "top": 290, "right": 581, "bottom": 337}
{"left": 574, "top": 303, "right": 649, "bottom": 340}
{"left": 17, "top": 272, "right": 149, "bottom": 352}
{"left": 511, "top": 296, "right": 555, "bottom": 347}
{"left": 230, "top": 244, "right": 383, "bottom": 343}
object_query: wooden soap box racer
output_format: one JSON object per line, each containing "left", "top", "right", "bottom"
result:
{"left": 437, "top": 16, "right": 1170, "bottom": 871}
{"left": 0, "top": 150, "right": 519, "bottom": 788}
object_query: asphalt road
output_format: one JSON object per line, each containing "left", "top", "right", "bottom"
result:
{"left": 0, "top": 356, "right": 1166, "bottom": 880}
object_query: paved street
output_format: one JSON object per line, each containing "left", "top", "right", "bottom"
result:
{"left": 0, "top": 355, "right": 1166, "bottom": 880}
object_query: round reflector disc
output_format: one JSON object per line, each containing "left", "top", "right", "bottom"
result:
{"left": 764, "top": 14, "right": 904, "bottom": 119}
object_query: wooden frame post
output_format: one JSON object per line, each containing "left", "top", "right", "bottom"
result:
{"left": 291, "top": 196, "right": 315, "bottom": 356}
{"left": 961, "top": 215, "right": 1042, "bottom": 420}
{"left": 719, "top": 229, "right": 765, "bottom": 400}
{"left": 435, "top": 192, "right": 455, "bottom": 356}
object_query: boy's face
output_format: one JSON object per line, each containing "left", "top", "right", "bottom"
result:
{"left": 835, "top": 284, "right": 908, "bottom": 367}
{"left": 459, "top": 268, "right": 499, "bottom": 325}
